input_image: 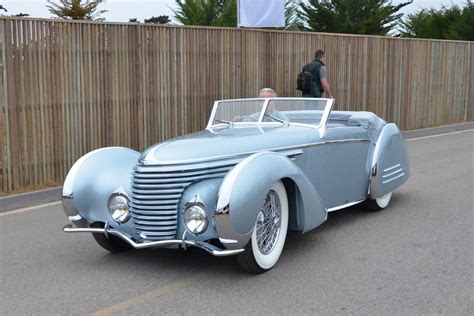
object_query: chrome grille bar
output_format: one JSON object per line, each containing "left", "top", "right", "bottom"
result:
{"left": 130, "top": 159, "right": 237, "bottom": 241}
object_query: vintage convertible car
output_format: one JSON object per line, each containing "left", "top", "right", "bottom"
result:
{"left": 62, "top": 98, "right": 410, "bottom": 273}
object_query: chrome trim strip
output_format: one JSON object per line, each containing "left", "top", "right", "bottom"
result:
{"left": 382, "top": 172, "right": 405, "bottom": 184}
{"left": 68, "top": 214, "right": 83, "bottom": 222}
{"left": 64, "top": 226, "right": 105, "bottom": 233}
{"left": 63, "top": 224, "right": 244, "bottom": 257}
{"left": 219, "top": 238, "right": 239, "bottom": 244}
{"left": 383, "top": 168, "right": 403, "bottom": 178}
{"left": 142, "top": 139, "right": 369, "bottom": 165}
{"left": 144, "top": 142, "right": 169, "bottom": 164}
{"left": 383, "top": 163, "right": 401, "bottom": 172}
{"left": 327, "top": 199, "right": 365, "bottom": 212}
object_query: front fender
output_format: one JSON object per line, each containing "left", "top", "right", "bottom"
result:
{"left": 215, "top": 152, "right": 327, "bottom": 250}
{"left": 62, "top": 147, "right": 140, "bottom": 226}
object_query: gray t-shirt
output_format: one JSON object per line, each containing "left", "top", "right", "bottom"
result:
{"left": 319, "top": 66, "right": 327, "bottom": 80}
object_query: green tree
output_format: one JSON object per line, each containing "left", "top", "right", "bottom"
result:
{"left": 47, "top": 0, "right": 106, "bottom": 20}
{"left": 144, "top": 15, "right": 172, "bottom": 24}
{"left": 174, "top": 0, "right": 237, "bottom": 27}
{"left": 299, "top": 0, "right": 412, "bottom": 36}
{"left": 401, "top": 1, "right": 473, "bottom": 41}
{"left": 174, "top": 0, "right": 303, "bottom": 29}
{"left": 129, "top": 18, "right": 139, "bottom": 23}
{"left": 285, "top": 0, "right": 304, "bottom": 30}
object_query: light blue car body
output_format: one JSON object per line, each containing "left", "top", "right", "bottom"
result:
{"left": 62, "top": 98, "right": 411, "bottom": 255}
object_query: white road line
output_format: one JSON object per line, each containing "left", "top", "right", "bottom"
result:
{"left": 94, "top": 274, "right": 206, "bottom": 315}
{"left": 406, "top": 129, "right": 473, "bottom": 141}
{"left": 0, "top": 201, "right": 61, "bottom": 217}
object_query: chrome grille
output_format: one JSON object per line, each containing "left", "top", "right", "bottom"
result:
{"left": 130, "top": 160, "right": 237, "bottom": 241}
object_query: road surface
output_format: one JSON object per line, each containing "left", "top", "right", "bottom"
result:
{"left": 1, "top": 130, "right": 473, "bottom": 315}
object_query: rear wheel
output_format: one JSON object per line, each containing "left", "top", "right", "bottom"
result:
{"left": 366, "top": 192, "right": 392, "bottom": 211}
{"left": 90, "top": 223, "right": 132, "bottom": 253}
{"left": 237, "top": 181, "right": 289, "bottom": 274}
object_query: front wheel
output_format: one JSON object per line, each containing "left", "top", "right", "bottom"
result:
{"left": 366, "top": 192, "right": 392, "bottom": 211}
{"left": 237, "top": 181, "right": 289, "bottom": 274}
{"left": 90, "top": 222, "right": 132, "bottom": 253}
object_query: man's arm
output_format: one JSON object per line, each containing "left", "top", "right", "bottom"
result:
{"left": 321, "top": 78, "right": 332, "bottom": 98}
{"left": 319, "top": 66, "right": 333, "bottom": 98}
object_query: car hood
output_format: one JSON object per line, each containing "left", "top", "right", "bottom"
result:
{"left": 140, "top": 125, "right": 313, "bottom": 164}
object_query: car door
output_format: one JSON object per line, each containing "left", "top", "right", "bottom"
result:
{"left": 306, "top": 125, "right": 371, "bottom": 210}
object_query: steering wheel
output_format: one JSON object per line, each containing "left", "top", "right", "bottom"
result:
{"left": 239, "top": 115, "right": 259, "bottom": 122}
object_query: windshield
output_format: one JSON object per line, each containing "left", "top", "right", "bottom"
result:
{"left": 208, "top": 98, "right": 332, "bottom": 128}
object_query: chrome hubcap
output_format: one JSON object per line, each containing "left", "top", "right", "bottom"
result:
{"left": 256, "top": 190, "right": 281, "bottom": 255}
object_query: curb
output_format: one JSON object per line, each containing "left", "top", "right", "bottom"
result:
{"left": 1, "top": 122, "right": 472, "bottom": 213}
{"left": 0, "top": 187, "right": 62, "bottom": 213}
{"left": 402, "top": 122, "right": 473, "bottom": 139}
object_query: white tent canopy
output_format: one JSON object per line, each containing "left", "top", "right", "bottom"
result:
{"left": 238, "top": 0, "right": 285, "bottom": 28}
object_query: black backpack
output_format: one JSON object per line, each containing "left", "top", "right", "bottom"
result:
{"left": 296, "top": 63, "right": 314, "bottom": 92}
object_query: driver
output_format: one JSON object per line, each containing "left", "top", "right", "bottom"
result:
{"left": 258, "top": 88, "right": 289, "bottom": 122}
{"left": 237, "top": 88, "right": 289, "bottom": 122}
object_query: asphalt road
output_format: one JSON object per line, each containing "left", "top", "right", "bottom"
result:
{"left": 1, "top": 130, "right": 473, "bottom": 315}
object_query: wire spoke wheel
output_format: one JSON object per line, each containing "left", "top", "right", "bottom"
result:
{"left": 237, "top": 181, "right": 289, "bottom": 274}
{"left": 256, "top": 190, "right": 281, "bottom": 255}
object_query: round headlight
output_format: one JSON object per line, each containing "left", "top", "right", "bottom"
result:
{"left": 183, "top": 204, "right": 208, "bottom": 234}
{"left": 108, "top": 195, "right": 130, "bottom": 223}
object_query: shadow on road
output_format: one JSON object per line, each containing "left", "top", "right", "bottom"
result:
{"left": 90, "top": 193, "right": 406, "bottom": 276}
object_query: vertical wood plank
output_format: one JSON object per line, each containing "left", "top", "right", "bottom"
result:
{"left": 0, "top": 17, "right": 472, "bottom": 193}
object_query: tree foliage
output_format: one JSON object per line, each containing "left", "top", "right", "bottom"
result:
{"left": 174, "top": 0, "right": 304, "bottom": 29}
{"left": 299, "top": 0, "right": 411, "bottom": 35}
{"left": 174, "top": 0, "right": 237, "bottom": 27}
{"left": 400, "top": 1, "right": 473, "bottom": 41}
{"left": 144, "top": 15, "right": 172, "bottom": 24}
{"left": 285, "top": 0, "right": 304, "bottom": 30}
{"left": 47, "top": 0, "right": 106, "bottom": 20}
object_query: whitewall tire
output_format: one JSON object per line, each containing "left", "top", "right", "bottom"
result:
{"left": 237, "top": 181, "right": 289, "bottom": 274}
{"left": 367, "top": 192, "right": 392, "bottom": 211}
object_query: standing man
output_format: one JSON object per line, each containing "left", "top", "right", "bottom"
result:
{"left": 299, "top": 50, "right": 333, "bottom": 98}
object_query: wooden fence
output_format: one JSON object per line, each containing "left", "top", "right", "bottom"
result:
{"left": 0, "top": 17, "right": 472, "bottom": 193}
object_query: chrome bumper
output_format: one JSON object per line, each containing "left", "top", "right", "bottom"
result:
{"left": 63, "top": 224, "right": 244, "bottom": 257}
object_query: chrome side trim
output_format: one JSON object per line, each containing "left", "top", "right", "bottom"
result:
{"left": 382, "top": 172, "right": 405, "bottom": 184}
{"left": 63, "top": 224, "right": 244, "bottom": 257}
{"left": 383, "top": 168, "right": 403, "bottom": 178}
{"left": 327, "top": 199, "right": 365, "bottom": 212}
{"left": 383, "top": 163, "right": 401, "bottom": 172}
{"left": 142, "top": 139, "right": 368, "bottom": 165}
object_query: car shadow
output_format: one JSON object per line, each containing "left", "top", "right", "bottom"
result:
{"left": 93, "top": 193, "right": 405, "bottom": 276}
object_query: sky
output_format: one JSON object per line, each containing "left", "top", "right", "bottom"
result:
{"left": 0, "top": 0, "right": 468, "bottom": 23}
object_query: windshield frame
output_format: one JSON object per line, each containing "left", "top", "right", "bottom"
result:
{"left": 206, "top": 97, "right": 334, "bottom": 132}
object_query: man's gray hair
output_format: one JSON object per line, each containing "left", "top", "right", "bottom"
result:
{"left": 259, "top": 88, "right": 278, "bottom": 97}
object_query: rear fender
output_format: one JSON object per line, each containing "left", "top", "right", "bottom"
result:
{"left": 215, "top": 152, "right": 327, "bottom": 250}
{"left": 370, "top": 123, "right": 411, "bottom": 198}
